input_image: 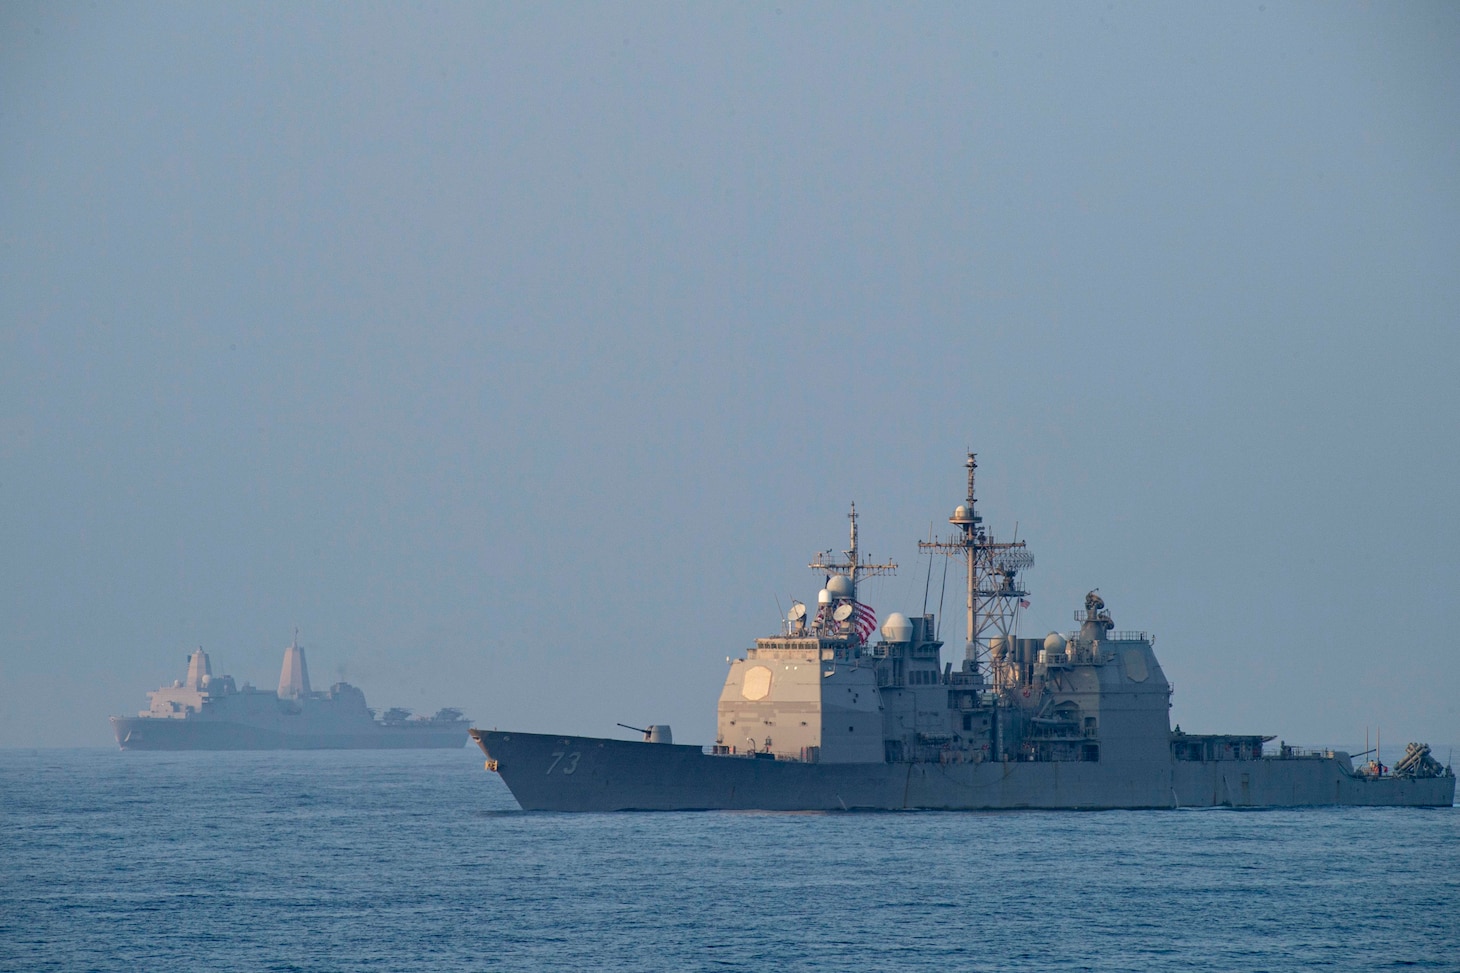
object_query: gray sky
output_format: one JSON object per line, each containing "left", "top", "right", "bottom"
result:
{"left": 3, "top": 2, "right": 1457, "bottom": 753}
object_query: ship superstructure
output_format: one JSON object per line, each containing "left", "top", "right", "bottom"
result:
{"left": 471, "top": 452, "right": 1453, "bottom": 810}
{"left": 111, "top": 638, "right": 470, "bottom": 750}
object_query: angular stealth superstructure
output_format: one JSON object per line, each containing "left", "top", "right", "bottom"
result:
{"left": 276, "top": 635, "right": 310, "bottom": 698}
{"left": 111, "top": 639, "right": 470, "bottom": 750}
{"left": 471, "top": 451, "right": 1454, "bottom": 810}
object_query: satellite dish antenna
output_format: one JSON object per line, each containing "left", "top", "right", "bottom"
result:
{"left": 789, "top": 603, "right": 806, "bottom": 621}
{"left": 832, "top": 603, "right": 854, "bottom": 622}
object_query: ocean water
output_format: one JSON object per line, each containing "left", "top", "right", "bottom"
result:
{"left": 2, "top": 749, "right": 1457, "bottom": 972}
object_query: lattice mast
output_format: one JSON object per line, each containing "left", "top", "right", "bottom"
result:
{"left": 918, "top": 453, "right": 1033, "bottom": 675}
{"left": 808, "top": 502, "right": 898, "bottom": 598}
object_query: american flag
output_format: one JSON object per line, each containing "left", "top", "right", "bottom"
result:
{"left": 853, "top": 602, "right": 877, "bottom": 641}
{"left": 1019, "top": 598, "right": 1030, "bottom": 609}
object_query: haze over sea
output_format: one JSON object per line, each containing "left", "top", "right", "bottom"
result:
{"left": 5, "top": 3, "right": 1460, "bottom": 760}
{"left": 3, "top": 749, "right": 1455, "bottom": 972}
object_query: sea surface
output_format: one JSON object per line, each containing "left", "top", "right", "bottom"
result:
{"left": 2, "top": 748, "right": 1457, "bottom": 972}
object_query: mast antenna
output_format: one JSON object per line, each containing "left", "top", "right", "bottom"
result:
{"left": 808, "top": 501, "right": 897, "bottom": 597}
{"left": 921, "top": 524, "right": 935, "bottom": 615}
{"left": 918, "top": 451, "right": 1034, "bottom": 677}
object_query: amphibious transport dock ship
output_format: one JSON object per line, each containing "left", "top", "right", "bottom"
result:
{"left": 472, "top": 452, "right": 1454, "bottom": 811}
{"left": 111, "top": 639, "right": 470, "bottom": 750}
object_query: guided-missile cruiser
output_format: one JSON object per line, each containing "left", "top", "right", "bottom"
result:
{"left": 471, "top": 452, "right": 1454, "bottom": 810}
{"left": 111, "top": 637, "right": 470, "bottom": 750}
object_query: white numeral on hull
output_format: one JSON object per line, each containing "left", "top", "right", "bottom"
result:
{"left": 546, "top": 751, "right": 580, "bottom": 775}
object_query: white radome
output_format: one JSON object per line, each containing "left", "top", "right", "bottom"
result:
{"left": 881, "top": 612, "right": 913, "bottom": 643}
{"left": 826, "top": 574, "right": 854, "bottom": 599}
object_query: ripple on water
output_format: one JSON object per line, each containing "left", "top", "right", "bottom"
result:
{"left": 1, "top": 749, "right": 1456, "bottom": 972}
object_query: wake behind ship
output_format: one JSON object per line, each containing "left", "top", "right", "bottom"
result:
{"left": 111, "top": 638, "right": 470, "bottom": 750}
{"left": 472, "top": 451, "right": 1454, "bottom": 810}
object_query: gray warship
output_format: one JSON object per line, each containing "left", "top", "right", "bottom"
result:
{"left": 471, "top": 453, "right": 1454, "bottom": 810}
{"left": 111, "top": 638, "right": 470, "bottom": 750}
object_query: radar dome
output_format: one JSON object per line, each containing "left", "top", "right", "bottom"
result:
{"left": 826, "top": 575, "right": 854, "bottom": 600}
{"left": 881, "top": 612, "right": 913, "bottom": 642}
{"left": 952, "top": 504, "right": 972, "bottom": 522}
{"left": 817, "top": 588, "right": 832, "bottom": 605}
{"left": 1043, "top": 632, "right": 1068, "bottom": 652}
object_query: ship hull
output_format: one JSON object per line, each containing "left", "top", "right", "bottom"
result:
{"left": 472, "top": 730, "right": 1456, "bottom": 811}
{"left": 111, "top": 716, "right": 469, "bottom": 750}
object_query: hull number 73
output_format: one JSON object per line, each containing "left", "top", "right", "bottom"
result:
{"left": 547, "top": 751, "right": 581, "bottom": 775}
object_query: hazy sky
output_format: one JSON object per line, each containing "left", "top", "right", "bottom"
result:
{"left": 3, "top": 2, "right": 1457, "bottom": 753}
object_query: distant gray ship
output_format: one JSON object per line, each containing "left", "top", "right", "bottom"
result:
{"left": 472, "top": 451, "right": 1454, "bottom": 810}
{"left": 111, "top": 638, "right": 470, "bottom": 750}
